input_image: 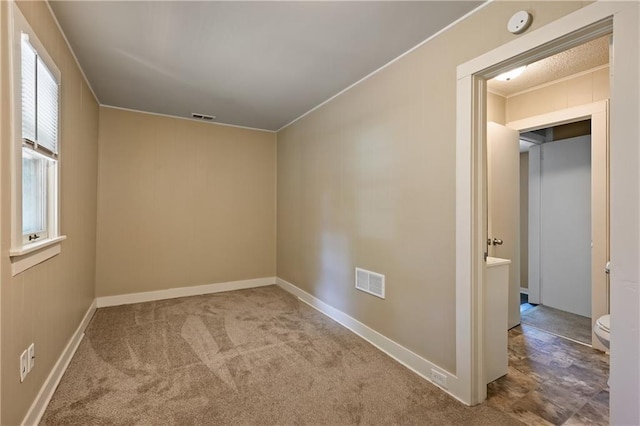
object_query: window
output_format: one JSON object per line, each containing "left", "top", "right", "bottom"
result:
{"left": 21, "top": 34, "right": 59, "bottom": 244}
{"left": 9, "top": 4, "right": 65, "bottom": 275}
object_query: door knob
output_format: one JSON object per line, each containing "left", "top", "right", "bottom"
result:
{"left": 492, "top": 238, "right": 504, "bottom": 246}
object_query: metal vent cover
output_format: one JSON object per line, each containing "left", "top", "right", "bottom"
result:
{"left": 355, "top": 267, "right": 385, "bottom": 299}
{"left": 191, "top": 113, "right": 216, "bottom": 121}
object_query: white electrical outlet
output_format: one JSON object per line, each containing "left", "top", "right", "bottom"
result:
{"left": 431, "top": 369, "right": 447, "bottom": 389}
{"left": 20, "top": 350, "right": 28, "bottom": 382}
{"left": 27, "top": 343, "right": 35, "bottom": 372}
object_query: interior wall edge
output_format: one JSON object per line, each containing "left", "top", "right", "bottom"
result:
{"left": 275, "top": 0, "right": 492, "bottom": 133}
{"left": 274, "top": 277, "right": 468, "bottom": 405}
{"left": 3, "top": 2, "right": 100, "bottom": 424}
{"left": 20, "top": 300, "right": 97, "bottom": 426}
{"left": 42, "top": 0, "right": 99, "bottom": 104}
{"left": 95, "top": 106, "right": 276, "bottom": 298}
{"left": 96, "top": 277, "right": 276, "bottom": 308}
{"left": 100, "top": 104, "right": 276, "bottom": 134}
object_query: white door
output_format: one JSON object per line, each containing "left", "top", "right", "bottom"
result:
{"left": 537, "top": 135, "right": 592, "bottom": 317}
{"left": 487, "top": 122, "right": 521, "bottom": 329}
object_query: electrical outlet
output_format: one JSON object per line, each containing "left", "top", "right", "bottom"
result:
{"left": 20, "top": 350, "right": 28, "bottom": 382}
{"left": 431, "top": 368, "right": 447, "bottom": 389}
{"left": 27, "top": 343, "right": 35, "bottom": 372}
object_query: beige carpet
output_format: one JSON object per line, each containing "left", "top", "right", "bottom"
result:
{"left": 520, "top": 304, "right": 592, "bottom": 345}
{"left": 41, "top": 286, "right": 521, "bottom": 425}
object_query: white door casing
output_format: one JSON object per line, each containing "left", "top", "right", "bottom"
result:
{"left": 456, "top": 3, "right": 638, "bottom": 423}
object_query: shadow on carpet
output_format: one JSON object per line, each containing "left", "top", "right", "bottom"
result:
{"left": 520, "top": 304, "right": 592, "bottom": 345}
{"left": 41, "top": 285, "right": 521, "bottom": 425}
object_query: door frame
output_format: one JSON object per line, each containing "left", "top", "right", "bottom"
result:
{"left": 507, "top": 101, "right": 609, "bottom": 350}
{"left": 454, "top": 3, "right": 639, "bottom": 424}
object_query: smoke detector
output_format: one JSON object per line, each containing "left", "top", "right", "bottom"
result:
{"left": 508, "top": 11, "right": 532, "bottom": 35}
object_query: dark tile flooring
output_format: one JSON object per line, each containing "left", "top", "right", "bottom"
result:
{"left": 487, "top": 324, "right": 609, "bottom": 425}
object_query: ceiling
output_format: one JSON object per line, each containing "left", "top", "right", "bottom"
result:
{"left": 49, "top": 1, "right": 482, "bottom": 131}
{"left": 487, "top": 35, "right": 610, "bottom": 97}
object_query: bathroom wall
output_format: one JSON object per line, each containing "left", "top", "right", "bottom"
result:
{"left": 95, "top": 107, "right": 276, "bottom": 297}
{"left": 488, "top": 92, "right": 506, "bottom": 125}
{"left": 1, "top": 2, "right": 99, "bottom": 424}
{"left": 520, "top": 152, "right": 529, "bottom": 290}
{"left": 276, "top": 1, "right": 589, "bottom": 374}
{"left": 507, "top": 66, "right": 609, "bottom": 123}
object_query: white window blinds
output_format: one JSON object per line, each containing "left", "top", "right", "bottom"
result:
{"left": 21, "top": 35, "right": 36, "bottom": 142}
{"left": 21, "top": 34, "right": 59, "bottom": 156}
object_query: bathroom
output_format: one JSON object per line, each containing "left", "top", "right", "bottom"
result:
{"left": 486, "top": 35, "right": 611, "bottom": 349}
{"left": 481, "top": 35, "right": 612, "bottom": 424}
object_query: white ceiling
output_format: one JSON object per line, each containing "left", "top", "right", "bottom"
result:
{"left": 49, "top": 1, "right": 482, "bottom": 131}
{"left": 487, "top": 35, "right": 610, "bottom": 97}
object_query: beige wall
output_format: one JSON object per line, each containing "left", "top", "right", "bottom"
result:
{"left": 488, "top": 92, "right": 506, "bottom": 125}
{"left": 507, "top": 66, "right": 609, "bottom": 122}
{"left": 276, "top": 1, "right": 588, "bottom": 373}
{"left": 520, "top": 152, "right": 529, "bottom": 289}
{"left": 95, "top": 107, "right": 276, "bottom": 297}
{"left": 1, "top": 2, "right": 99, "bottom": 424}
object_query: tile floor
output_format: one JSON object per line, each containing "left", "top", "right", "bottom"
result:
{"left": 487, "top": 324, "right": 610, "bottom": 425}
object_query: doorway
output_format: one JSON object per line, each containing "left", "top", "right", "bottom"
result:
{"left": 520, "top": 123, "right": 594, "bottom": 345}
{"left": 507, "top": 101, "right": 609, "bottom": 350}
{"left": 454, "top": 3, "right": 640, "bottom": 421}
{"left": 519, "top": 123, "right": 594, "bottom": 345}
{"left": 485, "top": 33, "right": 610, "bottom": 347}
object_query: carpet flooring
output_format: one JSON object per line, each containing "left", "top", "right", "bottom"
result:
{"left": 41, "top": 286, "right": 521, "bottom": 425}
{"left": 520, "top": 304, "right": 592, "bottom": 345}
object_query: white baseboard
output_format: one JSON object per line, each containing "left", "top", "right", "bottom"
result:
{"left": 275, "top": 277, "right": 464, "bottom": 403}
{"left": 21, "top": 299, "right": 97, "bottom": 426}
{"left": 520, "top": 287, "right": 529, "bottom": 295}
{"left": 96, "top": 277, "right": 276, "bottom": 308}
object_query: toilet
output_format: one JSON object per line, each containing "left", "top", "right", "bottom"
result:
{"left": 594, "top": 314, "right": 610, "bottom": 349}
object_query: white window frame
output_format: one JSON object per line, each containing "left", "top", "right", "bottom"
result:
{"left": 8, "top": 2, "right": 65, "bottom": 275}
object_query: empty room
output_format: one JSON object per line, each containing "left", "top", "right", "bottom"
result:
{"left": 1, "top": 1, "right": 639, "bottom": 425}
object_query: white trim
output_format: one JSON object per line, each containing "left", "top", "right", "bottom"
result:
{"left": 455, "top": 74, "right": 480, "bottom": 405}
{"left": 9, "top": 236, "right": 66, "bottom": 276}
{"left": 275, "top": 0, "right": 493, "bottom": 133}
{"left": 9, "top": 235, "right": 66, "bottom": 257}
{"left": 100, "top": 105, "right": 275, "bottom": 134}
{"left": 528, "top": 145, "right": 542, "bottom": 305}
{"left": 44, "top": 1, "right": 99, "bottom": 104}
{"left": 520, "top": 287, "right": 529, "bottom": 295}
{"left": 96, "top": 277, "right": 276, "bottom": 308}
{"left": 507, "top": 100, "right": 608, "bottom": 132}
{"left": 275, "top": 277, "right": 468, "bottom": 405}
{"left": 21, "top": 300, "right": 97, "bottom": 426}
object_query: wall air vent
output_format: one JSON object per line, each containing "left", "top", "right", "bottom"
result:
{"left": 355, "top": 267, "right": 385, "bottom": 299}
{"left": 191, "top": 113, "right": 216, "bottom": 121}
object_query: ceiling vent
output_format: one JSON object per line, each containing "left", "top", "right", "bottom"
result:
{"left": 355, "top": 267, "right": 385, "bottom": 299}
{"left": 191, "top": 113, "right": 216, "bottom": 121}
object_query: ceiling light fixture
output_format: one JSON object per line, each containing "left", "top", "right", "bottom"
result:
{"left": 494, "top": 65, "right": 527, "bottom": 81}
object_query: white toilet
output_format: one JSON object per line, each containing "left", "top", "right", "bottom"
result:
{"left": 594, "top": 314, "right": 610, "bottom": 349}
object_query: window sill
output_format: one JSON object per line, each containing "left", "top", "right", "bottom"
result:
{"left": 9, "top": 235, "right": 67, "bottom": 275}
